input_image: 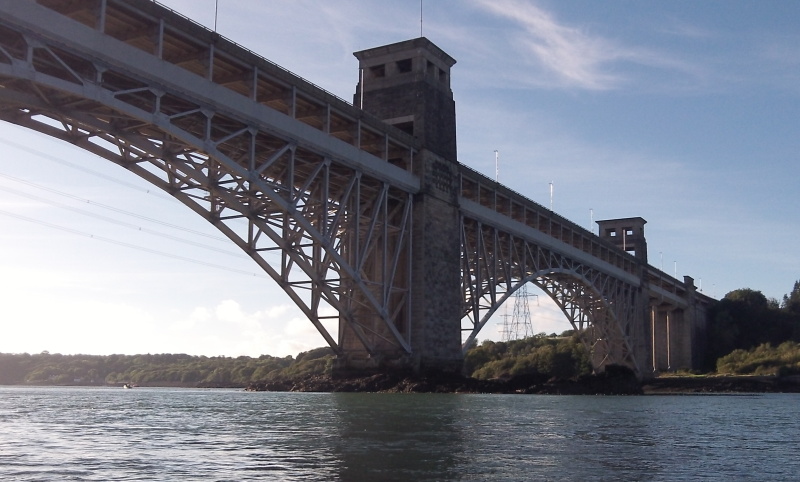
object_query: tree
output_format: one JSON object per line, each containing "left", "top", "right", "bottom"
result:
{"left": 782, "top": 280, "right": 800, "bottom": 314}
{"left": 465, "top": 335, "right": 590, "bottom": 380}
{"left": 705, "top": 285, "right": 800, "bottom": 370}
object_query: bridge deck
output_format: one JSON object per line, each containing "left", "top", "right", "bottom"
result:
{"left": 36, "top": 0, "right": 420, "bottom": 172}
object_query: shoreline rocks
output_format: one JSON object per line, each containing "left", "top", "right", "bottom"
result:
{"left": 246, "top": 369, "right": 800, "bottom": 395}
{"left": 641, "top": 375, "right": 800, "bottom": 394}
{"left": 246, "top": 365, "right": 644, "bottom": 395}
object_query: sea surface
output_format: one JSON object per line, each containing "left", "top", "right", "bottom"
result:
{"left": 0, "top": 386, "right": 798, "bottom": 481}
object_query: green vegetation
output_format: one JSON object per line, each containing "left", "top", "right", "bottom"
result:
{"left": 716, "top": 342, "right": 800, "bottom": 376}
{"left": 0, "top": 336, "right": 593, "bottom": 387}
{"left": 0, "top": 348, "right": 334, "bottom": 387}
{"left": 464, "top": 332, "right": 591, "bottom": 380}
{"left": 0, "top": 334, "right": 591, "bottom": 387}
{"left": 704, "top": 281, "right": 800, "bottom": 370}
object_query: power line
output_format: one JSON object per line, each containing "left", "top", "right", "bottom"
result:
{"left": 0, "top": 137, "right": 173, "bottom": 200}
{"left": 0, "top": 184, "right": 246, "bottom": 259}
{"left": 0, "top": 140, "right": 272, "bottom": 279}
{"left": 0, "top": 171, "right": 226, "bottom": 242}
{"left": 0, "top": 209, "right": 268, "bottom": 279}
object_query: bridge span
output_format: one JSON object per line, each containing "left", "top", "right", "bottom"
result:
{"left": 0, "top": 0, "right": 715, "bottom": 378}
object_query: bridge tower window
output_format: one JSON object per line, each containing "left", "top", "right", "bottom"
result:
{"left": 426, "top": 60, "right": 436, "bottom": 78}
{"left": 369, "top": 64, "right": 386, "bottom": 78}
{"left": 394, "top": 121, "right": 414, "bottom": 135}
{"left": 396, "top": 58, "right": 412, "bottom": 73}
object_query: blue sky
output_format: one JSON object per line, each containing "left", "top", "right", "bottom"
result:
{"left": 0, "top": 0, "right": 798, "bottom": 357}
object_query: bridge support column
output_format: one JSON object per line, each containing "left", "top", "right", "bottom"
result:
{"left": 408, "top": 150, "right": 463, "bottom": 373}
{"left": 682, "top": 276, "right": 710, "bottom": 369}
{"left": 651, "top": 306, "right": 693, "bottom": 372}
{"left": 650, "top": 276, "right": 705, "bottom": 373}
{"left": 651, "top": 307, "right": 668, "bottom": 371}
{"left": 631, "top": 286, "right": 654, "bottom": 379}
{"left": 334, "top": 37, "right": 463, "bottom": 374}
{"left": 334, "top": 150, "right": 463, "bottom": 374}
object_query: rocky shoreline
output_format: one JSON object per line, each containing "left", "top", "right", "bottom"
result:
{"left": 247, "top": 366, "right": 641, "bottom": 395}
{"left": 641, "top": 375, "right": 800, "bottom": 394}
{"left": 246, "top": 369, "right": 800, "bottom": 395}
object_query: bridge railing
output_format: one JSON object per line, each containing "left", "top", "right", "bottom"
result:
{"left": 146, "top": 1, "right": 347, "bottom": 107}
{"left": 459, "top": 166, "right": 716, "bottom": 307}
{"left": 36, "top": 0, "right": 420, "bottom": 174}
{"left": 458, "top": 163, "right": 645, "bottom": 277}
{"left": 646, "top": 268, "right": 715, "bottom": 307}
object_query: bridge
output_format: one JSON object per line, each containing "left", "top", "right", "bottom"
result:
{"left": 0, "top": 0, "right": 715, "bottom": 378}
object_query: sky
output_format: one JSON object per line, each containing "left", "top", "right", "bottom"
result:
{"left": 0, "top": 0, "right": 798, "bottom": 358}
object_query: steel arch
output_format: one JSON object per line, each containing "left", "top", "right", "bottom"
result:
{"left": 460, "top": 215, "right": 643, "bottom": 375}
{"left": 0, "top": 5, "right": 415, "bottom": 357}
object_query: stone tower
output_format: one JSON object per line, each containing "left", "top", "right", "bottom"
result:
{"left": 353, "top": 37, "right": 457, "bottom": 161}
{"left": 596, "top": 217, "right": 648, "bottom": 262}
{"left": 341, "top": 38, "right": 463, "bottom": 372}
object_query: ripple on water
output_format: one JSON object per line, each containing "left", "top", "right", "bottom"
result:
{"left": 0, "top": 388, "right": 799, "bottom": 481}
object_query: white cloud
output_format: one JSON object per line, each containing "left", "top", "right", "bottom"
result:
{"left": 469, "top": 0, "right": 705, "bottom": 92}
{"left": 471, "top": 0, "right": 627, "bottom": 90}
{"left": 656, "top": 18, "right": 716, "bottom": 40}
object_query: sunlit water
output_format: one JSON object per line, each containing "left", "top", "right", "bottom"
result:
{"left": 0, "top": 386, "right": 798, "bottom": 481}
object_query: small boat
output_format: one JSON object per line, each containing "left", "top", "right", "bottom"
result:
{"left": 122, "top": 383, "right": 133, "bottom": 389}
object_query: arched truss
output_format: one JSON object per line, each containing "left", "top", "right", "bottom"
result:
{"left": 0, "top": 6, "right": 416, "bottom": 357}
{"left": 460, "top": 216, "right": 646, "bottom": 376}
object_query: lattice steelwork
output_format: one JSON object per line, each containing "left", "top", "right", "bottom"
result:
{"left": 0, "top": 0, "right": 417, "bottom": 357}
{"left": 459, "top": 212, "right": 647, "bottom": 376}
{"left": 500, "top": 283, "right": 535, "bottom": 342}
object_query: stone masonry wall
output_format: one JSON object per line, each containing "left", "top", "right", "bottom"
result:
{"left": 409, "top": 149, "right": 463, "bottom": 372}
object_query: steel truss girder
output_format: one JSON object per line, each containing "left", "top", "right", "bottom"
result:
{"left": 460, "top": 216, "right": 644, "bottom": 376}
{"left": 0, "top": 11, "right": 415, "bottom": 355}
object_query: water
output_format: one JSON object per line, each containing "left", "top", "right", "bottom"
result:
{"left": 1, "top": 387, "right": 798, "bottom": 481}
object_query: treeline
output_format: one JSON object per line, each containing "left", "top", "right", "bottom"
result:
{"left": 716, "top": 342, "right": 800, "bottom": 376}
{"left": 705, "top": 281, "right": 800, "bottom": 372}
{"left": 0, "top": 334, "right": 588, "bottom": 387}
{"left": 464, "top": 332, "right": 591, "bottom": 380}
{"left": 0, "top": 347, "right": 335, "bottom": 387}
